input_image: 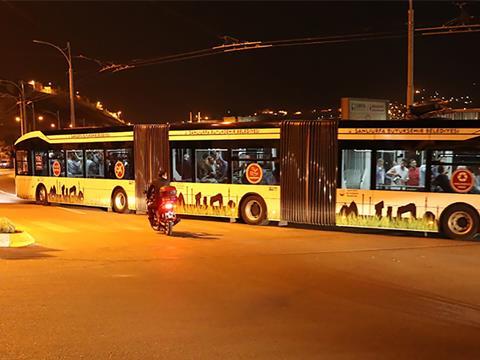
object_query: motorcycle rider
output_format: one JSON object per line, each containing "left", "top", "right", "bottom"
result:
{"left": 147, "top": 167, "right": 170, "bottom": 208}
{"left": 147, "top": 167, "right": 179, "bottom": 225}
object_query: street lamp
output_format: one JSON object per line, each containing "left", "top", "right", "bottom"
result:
{"left": 41, "top": 110, "right": 62, "bottom": 130}
{"left": 33, "top": 39, "right": 76, "bottom": 128}
{"left": 0, "top": 79, "right": 27, "bottom": 135}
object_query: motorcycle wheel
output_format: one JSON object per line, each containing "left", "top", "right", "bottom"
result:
{"left": 149, "top": 214, "right": 161, "bottom": 232}
{"left": 166, "top": 221, "right": 173, "bottom": 236}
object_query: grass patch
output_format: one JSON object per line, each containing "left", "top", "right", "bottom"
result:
{"left": 336, "top": 214, "right": 438, "bottom": 231}
{"left": 177, "top": 204, "right": 237, "bottom": 218}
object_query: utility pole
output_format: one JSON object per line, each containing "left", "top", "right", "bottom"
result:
{"left": 31, "top": 102, "right": 36, "bottom": 132}
{"left": 406, "top": 0, "right": 414, "bottom": 110}
{"left": 20, "top": 81, "right": 27, "bottom": 135}
{"left": 18, "top": 92, "right": 24, "bottom": 136}
{"left": 67, "top": 42, "right": 76, "bottom": 128}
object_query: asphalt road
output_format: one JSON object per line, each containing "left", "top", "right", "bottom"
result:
{"left": 1, "top": 170, "right": 480, "bottom": 359}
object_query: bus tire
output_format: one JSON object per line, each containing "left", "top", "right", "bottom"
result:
{"left": 440, "top": 203, "right": 479, "bottom": 241}
{"left": 35, "top": 184, "right": 49, "bottom": 205}
{"left": 240, "top": 194, "right": 267, "bottom": 225}
{"left": 112, "top": 188, "right": 128, "bottom": 213}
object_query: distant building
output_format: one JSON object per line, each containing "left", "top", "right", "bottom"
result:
{"left": 440, "top": 108, "right": 480, "bottom": 120}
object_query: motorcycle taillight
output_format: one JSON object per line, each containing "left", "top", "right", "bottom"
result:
{"left": 163, "top": 202, "right": 174, "bottom": 210}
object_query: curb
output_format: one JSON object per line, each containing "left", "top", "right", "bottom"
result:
{"left": 0, "top": 232, "right": 35, "bottom": 248}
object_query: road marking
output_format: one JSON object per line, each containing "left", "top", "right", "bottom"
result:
{"left": 0, "top": 190, "right": 15, "bottom": 196}
{"left": 58, "top": 207, "right": 87, "bottom": 215}
{"left": 0, "top": 190, "right": 22, "bottom": 204}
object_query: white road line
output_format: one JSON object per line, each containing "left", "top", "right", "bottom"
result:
{"left": 57, "top": 207, "right": 87, "bottom": 215}
{"left": 0, "top": 190, "right": 23, "bottom": 204}
{"left": 0, "top": 190, "right": 17, "bottom": 197}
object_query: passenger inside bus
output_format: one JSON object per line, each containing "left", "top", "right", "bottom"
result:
{"left": 196, "top": 150, "right": 229, "bottom": 183}
{"left": 432, "top": 165, "right": 453, "bottom": 192}
{"left": 386, "top": 158, "right": 409, "bottom": 186}
{"left": 197, "top": 152, "right": 218, "bottom": 183}
{"left": 86, "top": 150, "right": 104, "bottom": 178}
{"left": 374, "top": 150, "right": 426, "bottom": 191}
{"left": 67, "top": 151, "right": 83, "bottom": 177}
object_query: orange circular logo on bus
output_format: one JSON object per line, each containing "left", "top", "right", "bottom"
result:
{"left": 114, "top": 161, "right": 125, "bottom": 179}
{"left": 52, "top": 160, "right": 61, "bottom": 177}
{"left": 450, "top": 169, "right": 474, "bottom": 193}
{"left": 246, "top": 163, "right": 263, "bottom": 184}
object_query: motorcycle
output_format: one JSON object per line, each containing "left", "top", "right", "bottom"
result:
{"left": 146, "top": 185, "right": 179, "bottom": 236}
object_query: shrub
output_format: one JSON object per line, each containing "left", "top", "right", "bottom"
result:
{"left": 0, "top": 217, "right": 16, "bottom": 233}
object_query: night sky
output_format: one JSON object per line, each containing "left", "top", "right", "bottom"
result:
{"left": 1, "top": 1, "right": 479, "bottom": 123}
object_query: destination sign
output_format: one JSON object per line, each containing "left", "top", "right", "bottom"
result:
{"left": 341, "top": 128, "right": 464, "bottom": 135}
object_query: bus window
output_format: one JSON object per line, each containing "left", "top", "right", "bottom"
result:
{"left": 48, "top": 150, "right": 65, "bottom": 177}
{"left": 195, "top": 149, "right": 229, "bottom": 183}
{"left": 86, "top": 150, "right": 105, "bottom": 178}
{"left": 431, "top": 150, "right": 480, "bottom": 193}
{"left": 231, "top": 148, "right": 279, "bottom": 185}
{"left": 106, "top": 149, "right": 133, "bottom": 180}
{"left": 376, "top": 150, "right": 425, "bottom": 191}
{"left": 341, "top": 149, "right": 371, "bottom": 189}
{"left": 172, "top": 148, "right": 192, "bottom": 182}
{"left": 15, "top": 150, "right": 30, "bottom": 175}
{"left": 33, "top": 151, "right": 48, "bottom": 176}
{"left": 66, "top": 150, "right": 84, "bottom": 178}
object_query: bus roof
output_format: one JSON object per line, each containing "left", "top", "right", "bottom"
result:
{"left": 15, "top": 118, "right": 480, "bottom": 147}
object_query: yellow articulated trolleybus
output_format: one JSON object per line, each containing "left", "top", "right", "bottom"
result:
{"left": 13, "top": 119, "right": 480, "bottom": 240}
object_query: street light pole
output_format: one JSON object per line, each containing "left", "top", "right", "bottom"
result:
{"left": 67, "top": 42, "right": 76, "bottom": 128}
{"left": 20, "top": 81, "right": 27, "bottom": 135}
{"left": 33, "top": 39, "right": 76, "bottom": 128}
{"left": 31, "top": 102, "right": 36, "bottom": 131}
{"left": 406, "top": 0, "right": 414, "bottom": 110}
{"left": 0, "top": 79, "right": 26, "bottom": 135}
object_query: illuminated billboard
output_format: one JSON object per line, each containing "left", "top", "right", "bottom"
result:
{"left": 341, "top": 97, "right": 389, "bottom": 120}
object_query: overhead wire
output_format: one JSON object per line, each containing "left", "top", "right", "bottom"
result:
{"left": 102, "top": 31, "right": 405, "bottom": 73}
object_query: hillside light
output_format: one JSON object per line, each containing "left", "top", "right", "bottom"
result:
{"left": 38, "top": 115, "right": 44, "bottom": 121}
{"left": 15, "top": 116, "right": 21, "bottom": 122}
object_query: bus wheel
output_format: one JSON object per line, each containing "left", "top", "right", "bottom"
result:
{"left": 441, "top": 204, "right": 479, "bottom": 241}
{"left": 112, "top": 188, "right": 128, "bottom": 213}
{"left": 240, "top": 195, "right": 267, "bottom": 225}
{"left": 36, "top": 184, "right": 49, "bottom": 205}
